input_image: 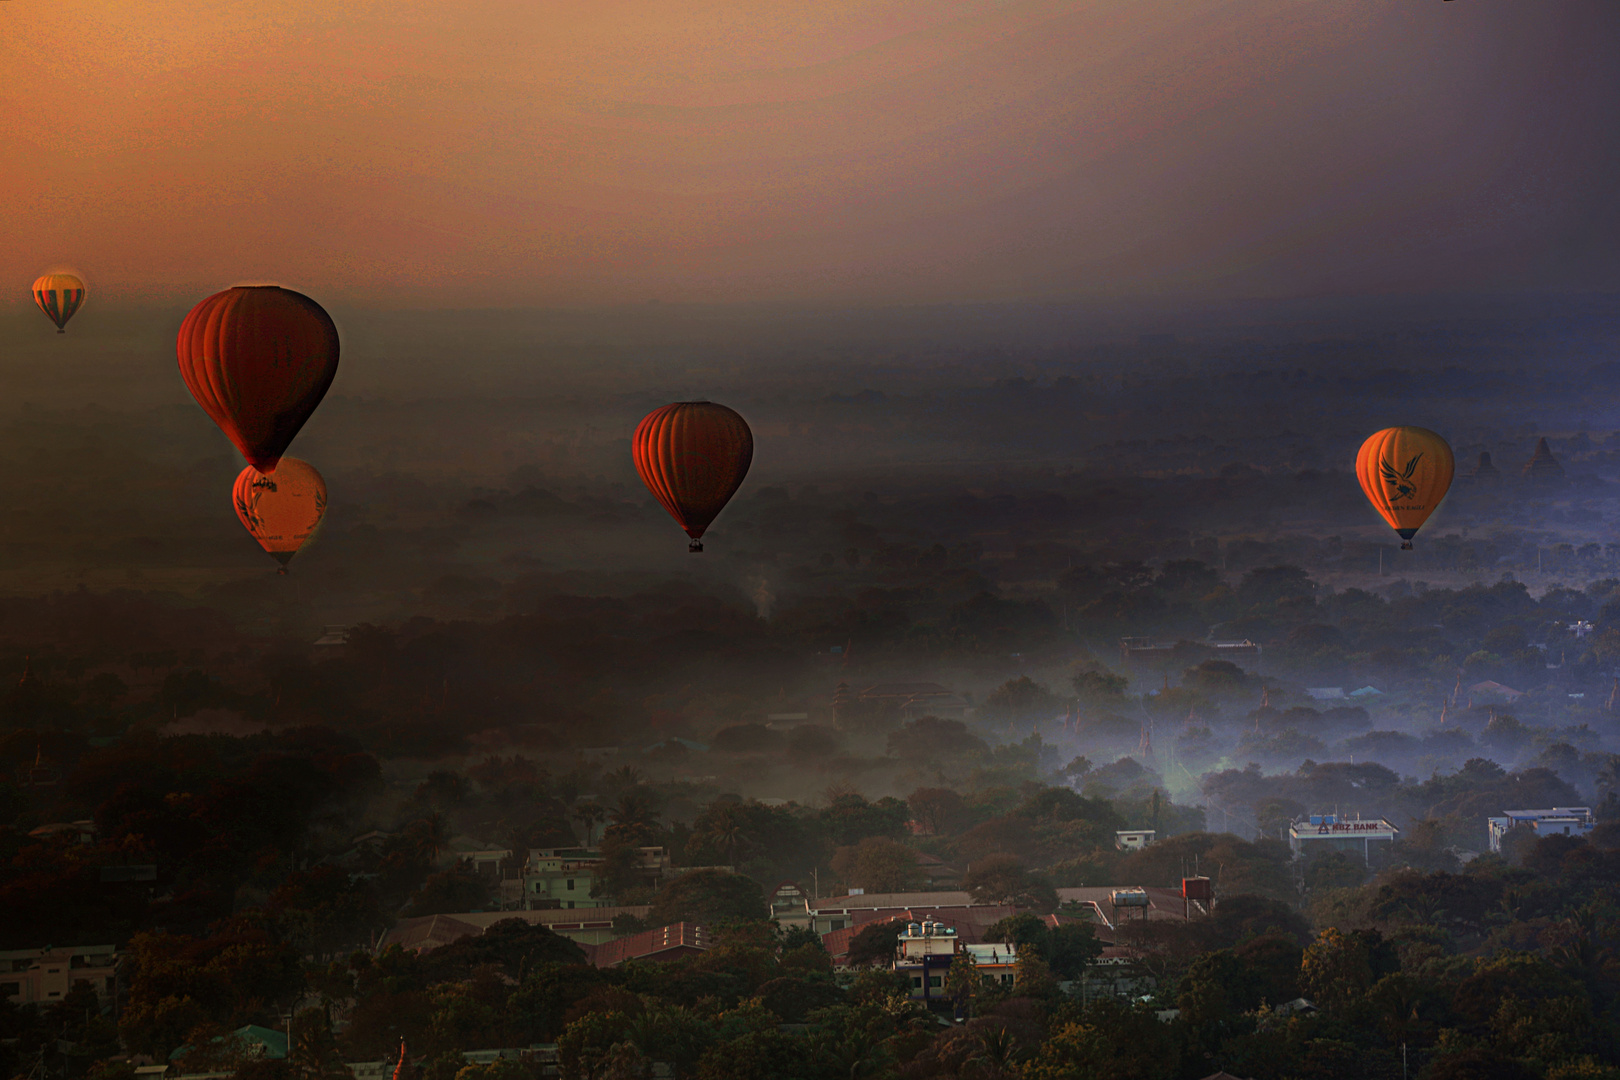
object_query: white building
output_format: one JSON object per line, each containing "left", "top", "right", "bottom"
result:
{"left": 1487, "top": 807, "right": 1596, "bottom": 852}
{"left": 0, "top": 945, "right": 117, "bottom": 1005}
{"left": 1288, "top": 814, "right": 1398, "bottom": 861}
{"left": 893, "top": 920, "right": 1019, "bottom": 1001}
{"left": 1115, "top": 829, "right": 1156, "bottom": 851}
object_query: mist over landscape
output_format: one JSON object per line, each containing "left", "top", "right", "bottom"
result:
{"left": 10, "top": 1, "right": 1620, "bottom": 1078}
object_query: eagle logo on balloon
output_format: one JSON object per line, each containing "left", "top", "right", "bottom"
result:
{"left": 1380, "top": 453, "right": 1423, "bottom": 501}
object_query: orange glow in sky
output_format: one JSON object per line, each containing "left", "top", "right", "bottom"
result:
{"left": 4, "top": 0, "right": 1618, "bottom": 306}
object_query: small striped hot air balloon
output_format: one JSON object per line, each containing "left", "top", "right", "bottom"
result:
{"left": 32, "top": 273, "right": 86, "bottom": 333}
{"left": 632, "top": 401, "right": 753, "bottom": 552}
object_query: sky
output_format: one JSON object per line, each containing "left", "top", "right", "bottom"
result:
{"left": 5, "top": 0, "right": 1620, "bottom": 307}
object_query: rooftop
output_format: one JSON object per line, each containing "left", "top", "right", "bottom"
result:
{"left": 585, "top": 923, "right": 708, "bottom": 969}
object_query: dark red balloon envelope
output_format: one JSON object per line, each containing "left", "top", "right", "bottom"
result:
{"left": 176, "top": 286, "right": 339, "bottom": 473}
{"left": 632, "top": 401, "right": 753, "bottom": 548}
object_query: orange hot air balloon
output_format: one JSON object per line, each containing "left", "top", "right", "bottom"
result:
{"left": 1356, "top": 426, "right": 1454, "bottom": 549}
{"left": 32, "top": 273, "right": 86, "bottom": 333}
{"left": 233, "top": 457, "right": 327, "bottom": 572}
{"left": 632, "top": 401, "right": 753, "bottom": 552}
{"left": 177, "top": 286, "right": 339, "bottom": 474}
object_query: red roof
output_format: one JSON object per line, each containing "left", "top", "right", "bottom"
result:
{"left": 586, "top": 922, "right": 710, "bottom": 969}
{"left": 385, "top": 914, "right": 484, "bottom": 953}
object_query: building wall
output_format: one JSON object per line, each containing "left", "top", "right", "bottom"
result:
{"left": 0, "top": 946, "right": 117, "bottom": 1006}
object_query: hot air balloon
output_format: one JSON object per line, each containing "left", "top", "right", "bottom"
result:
{"left": 632, "top": 401, "right": 753, "bottom": 552}
{"left": 177, "top": 286, "right": 339, "bottom": 473}
{"left": 1356, "top": 426, "right": 1454, "bottom": 549}
{"left": 32, "top": 273, "right": 85, "bottom": 333}
{"left": 233, "top": 457, "right": 326, "bottom": 573}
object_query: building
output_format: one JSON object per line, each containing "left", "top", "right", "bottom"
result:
{"left": 834, "top": 682, "right": 969, "bottom": 724}
{"left": 1488, "top": 807, "right": 1596, "bottom": 852}
{"left": 1523, "top": 437, "right": 1566, "bottom": 484}
{"left": 518, "top": 846, "right": 674, "bottom": 910}
{"left": 379, "top": 906, "right": 653, "bottom": 951}
{"left": 585, "top": 923, "right": 710, "bottom": 969}
{"left": 1119, "top": 638, "right": 1261, "bottom": 673}
{"left": 893, "top": 920, "right": 1021, "bottom": 1002}
{"left": 1470, "top": 680, "right": 1525, "bottom": 704}
{"left": 0, "top": 945, "right": 117, "bottom": 1005}
{"left": 767, "top": 882, "right": 811, "bottom": 929}
{"left": 1288, "top": 814, "right": 1398, "bottom": 861}
{"left": 311, "top": 625, "right": 351, "bottom": 649}
{"left": 804, "top": 891, "right": 981, "bottom": 935}
{"left": 1115, "top": 829, "right": 1156, "bottom": 852}
{"left": 168, "top": 1025, "right": 287, "bottom": 1066}
{"left": 522, "top": 849, "right": 604, "bottom": 910}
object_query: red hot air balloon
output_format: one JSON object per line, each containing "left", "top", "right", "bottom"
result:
{"left": 176, "top": 286, "right": 339, "bottom": 473}
{"left": 233, "top": 458, "right": 327, "bottom": 573}
{"left": 632, "top": 401, "right": 753, "bottom": 552}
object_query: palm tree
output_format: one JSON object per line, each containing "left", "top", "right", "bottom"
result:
{"left": 408, "top": 813, "right": 449, "bottom": 864}
{"left": 572, "top": 801, "right": 606, "bottom": 846}
{"left": 705, "top": 806, "right": 750, "bottom": 866}
{"left": 603, "top": 764, "right": 645, "bottom": 793}
{"left": 609, "top": 791, "right": 660, "bottom": 842}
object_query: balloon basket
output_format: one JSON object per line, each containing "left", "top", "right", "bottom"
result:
{"left": 56, "top": 329, "right": 65, "bottom": 334}
{"left": 689, "top": 541, "right": 704, "bottom": 553}
{"left": 277, "top": 566, "right": 289, "bottom": 576}
{"left": 1400, "top": 542, "right": 1413, "bottom": 551}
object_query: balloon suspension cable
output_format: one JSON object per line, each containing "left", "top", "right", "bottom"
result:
{"left": 689, "top": 540, "right": 704, "bottom": 554}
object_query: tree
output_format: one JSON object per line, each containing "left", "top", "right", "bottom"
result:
{"left": 572, "top": 801, "right": 606, "bottom": 846}
{"left": 846, "top": 920, "right": 905, "bottom": 968}
{"left": 905, "top": 787, "right": 966, "bottom": 835}
{"left": 1423, "top": 1048, "right": 1538, "bottom": 1080}
{"left": 962, "top": 855, "right": 1058, "bottom": 912}
{"left": 944, "top": 953, "right": 979, "bottom": 1016}
{"left": 646, "top": 870, "right": 767, "bottom": 926}
{"left": 1048, "top": 922, "right": 1103, "bottom": 981}
{"left": 118, "top": 928, "right": 304, "bottom": 1057}
{"left": 830, "top": 838, "right": 924, "bottom": 894}
{"left": 982, "top": 913, "right": 1050, "bottom": 953}
{"left": 886, "top": 718, "right": 988, "bottom": 760}
{"left": 1237, "top": 565, "right": 1316, "bottom": 607}
{"left": 819, "top": 794, "right": 911, "bottom": 847}
{"left": 982, "top": 677, "right": 1060, "bottom": 725}
{"left": 1072, "top": 668, "right": 1128, "bottom": 701}
{"left": 1301, "top": 927, "right": 1393, "bottom": 1010}
{"left": 421, "top": 919, "right": 586, "bottom": 982}
{"left": 403, "top": 868, "right": 490, "bottom": 917}
{"left": 1184, "top": 659, "right": 1250, "bottom": 693}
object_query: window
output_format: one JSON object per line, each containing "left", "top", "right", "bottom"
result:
{"left": 927, "top": 976, "right": 942, "bottom": 988}
{"left": 567, "top": 879, "right": 575, "bottom": 890}
{"left": 911, "top": 976, "right": 922, "bottom": 988}
{"left": 0, "top": 982, "right": 18, "bottom": 997}
{"left": 830, "top": 919, "right": 846, "bottom": 931}
{"left": 567, "top": 901, "right": 575, "bottom": 909}
{"left": 11, "top": 961, "right": 28, "bottom": 972}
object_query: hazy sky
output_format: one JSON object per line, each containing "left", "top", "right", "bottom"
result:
{"left": 6, "top": 0, "right": 1619, "bottom": 307}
